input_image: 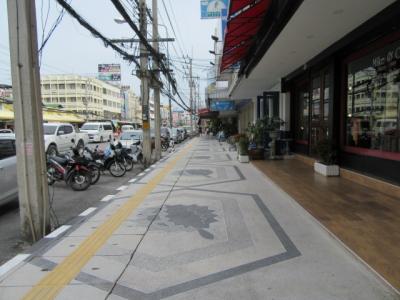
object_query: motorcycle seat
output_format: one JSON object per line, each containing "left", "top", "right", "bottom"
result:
{"left": 52, "top": 156, "right": 68, "bottom": 165}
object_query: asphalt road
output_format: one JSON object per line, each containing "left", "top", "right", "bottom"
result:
{"left": 0, "top": 141, "right": 155, "bottom": 264}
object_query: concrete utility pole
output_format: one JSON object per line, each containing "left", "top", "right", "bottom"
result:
{"left": 189, "top": 57, "right": 194, "bottom": 132}
{"left": 7, "top": 0, "right": 50, "bottom": 242}
{"left": 139, "top": 0, "right": 151, "bottom": 166}
{"left": 152, "top": 0, "right": 161, "bottom": 161}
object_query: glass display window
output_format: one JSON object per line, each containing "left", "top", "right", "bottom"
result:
{"left": 346, "top": 38, "right": 400, "bottom": 160}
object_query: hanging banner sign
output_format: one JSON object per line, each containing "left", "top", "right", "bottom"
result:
{"left": 201, "top": 0, "right": 229, "bottom": 19}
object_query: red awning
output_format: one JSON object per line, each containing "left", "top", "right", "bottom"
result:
{"left": 221, "top": 0, "right": 272, "bottom": 72}
{"left": 229, "top": 0, "right": 254, "bottom": 16}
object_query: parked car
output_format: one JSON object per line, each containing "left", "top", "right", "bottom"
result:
{"left": 119, "top": 130, "right": 143, "bottom": 148}
{"left": 43, "top": 123, "right": 89, "bottom": 156}
{"left": 80, "top": 122, "right": 113, "bottom": 143}
{"left": 171, "top": 128, "right": 183, "bottom": 144}
{"left": 121, "top": 125, "right": 135, "bottom": 132}
{"left": 177, "top": 128, "right": 186, "bottom": 141}
{"left": 161, "top": 127, "right": 170, "bottom": 139}
{"left": 0, "top": 129, "right": 13, "bottom": 134}
{"left": 0, "top": 134, "right": 17, "bottom": 206}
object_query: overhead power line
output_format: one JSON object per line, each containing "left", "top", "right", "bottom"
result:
{"left": 110, "top": 0, "right": 191, "bottom": 112}
{"left": 55, "top": 0, "right": 140, "bottom": 68}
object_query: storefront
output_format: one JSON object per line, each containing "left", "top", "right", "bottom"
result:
{"left": 286, "top": 21, "right": 400, "bottom": 184}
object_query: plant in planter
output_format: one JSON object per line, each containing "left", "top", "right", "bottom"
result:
{"left": 263, "top": 116, "right": 285, "bottom": 159}
{"left": 238, "top": 136, "right": 249, "bottom": 163}
{"left": 314, "top": 139, "right": 339, "bottom": 176}
{"left": 246, "top": 120, "right": 265, "bottom": 160}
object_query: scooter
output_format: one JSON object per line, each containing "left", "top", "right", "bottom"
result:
{"left": 84, "top": 144, "right": 126, "bottom": 177}
{"left": 129, "top": 140, "right": 143, "bottom": 164}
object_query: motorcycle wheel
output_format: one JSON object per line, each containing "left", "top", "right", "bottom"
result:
{"left": 108, "top": 161, "right": 126, "bottom": 177}
{"left": 68, "top": 170, "right": 92, "bottom": 191}
{"left": 161, "top": 143, "right": 168, "bottom": 151}
{"left": 89, "top": 164, "right": 101, "bottom": 185}
{"left": 124, "top": 157, "right": 134, "bottom": 171}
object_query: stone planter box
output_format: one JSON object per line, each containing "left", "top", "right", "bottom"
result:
{"left": 314, "top": 162, "right": 339, "bottom": 176}
{"left": 238, "top": 155, "right": 249, "bottom": 163}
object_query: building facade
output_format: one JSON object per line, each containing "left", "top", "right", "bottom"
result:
{"left": 41, "top": 75, "right": 123, "bottom": 120}
{"left": 215, "top": 0, "right": 400, "bottom": 185}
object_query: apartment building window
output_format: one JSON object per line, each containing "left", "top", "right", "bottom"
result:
{"left": 59, "top": 97, "right": 66, "bottom": 103}
{"left": 81, "top": 84, "right": 86, "bottom": 89}
{"left": 103, "top": 88, "right": 107, "bottom": 94}
{"left": 44, "top": 84, "right": 50, "bottom": 90}
{"left": 59, "top": 84, "right": 65, "bottom": 89}
{"left": 68, "top": 83, "right": 76, "bottom": 89}
{"left": 103, "top": 99, "right": 107, "bottom": 105}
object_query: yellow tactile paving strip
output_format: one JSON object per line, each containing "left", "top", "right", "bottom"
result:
{"left": 22, "top": 143, "right": 192, "bottom": 300}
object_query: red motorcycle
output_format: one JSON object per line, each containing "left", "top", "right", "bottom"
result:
{"left": 47, "top": 147, "right": 92, "bottom": 191}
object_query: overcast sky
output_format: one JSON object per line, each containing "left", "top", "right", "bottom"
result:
{"left": 0, "top": 0, "right": 219, "bottom": 109}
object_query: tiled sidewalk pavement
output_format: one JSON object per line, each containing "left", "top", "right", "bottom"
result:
{"left": 0, "top": 137, "right": 399, "bottom": 300}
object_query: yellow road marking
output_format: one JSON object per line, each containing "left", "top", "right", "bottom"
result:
{"left": 23, "top": 143, "right": 193, "bottom": 300}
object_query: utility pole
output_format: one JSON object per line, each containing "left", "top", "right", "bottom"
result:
{"left": 189, "top": 57, "right": 194, "bottom": 132}
{"left": 139, "top": 0, "right": 151, "bottom": 166}
{"left": 152, "top": 0, "right": 161, "bottom": 161}
{"left": 167, "top": 42, "right": 173, "bottom": 129}
{"left": 7, "top": 0, "right": 50, "bottom": 242}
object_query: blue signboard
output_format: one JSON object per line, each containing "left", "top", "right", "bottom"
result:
{"left": 201, "top": 0, "right": 229, "bottom": 19}
{"left": 221, "top": 8, "right": 228, "bottom": 38}
{"left": 210, "top": 100, "right": 235, "bottom": 111}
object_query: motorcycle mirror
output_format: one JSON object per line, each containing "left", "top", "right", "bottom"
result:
{"left": 71, "top": 139, "right": 75, "bottom": 143}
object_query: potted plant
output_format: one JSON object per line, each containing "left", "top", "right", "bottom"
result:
{"left": 238, "top": 136, "right": 249, "bottom": 163}
{"left": 314, "top": 139, "right": 339, "bottom": 176}
{"left": 263, "top": 116, "right": 285, "bottom": 159}
{"left": 247, "top": 120, "right": 265, "bottom": 160}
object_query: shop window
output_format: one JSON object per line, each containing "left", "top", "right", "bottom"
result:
{"left": 311, "top": 77, "right": 320, "bottom": 121}
{"left": 346, "top": 39, "right": 400, "bottom": 158}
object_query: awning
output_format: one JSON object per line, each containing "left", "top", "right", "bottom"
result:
{"left": 221, "top": 0, "right": 272, "bottom": 71}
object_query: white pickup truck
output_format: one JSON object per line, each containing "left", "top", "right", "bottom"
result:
{"left": 43, "top": 123, "right": 89, "bottom": 156}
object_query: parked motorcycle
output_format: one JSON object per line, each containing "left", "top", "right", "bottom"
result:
{"left": 84, "top": 144, "right": 126, "bottom": 177}
{"left": 47, "top": 148, "right": 92, "bottom": 191}
{"left": 129, "top": 140, "right": 143, "bottom": 164}
{"left": 161, "top": 137, "right": 169, "bottom": 151}
{"left": 114, "top": 141, "right": 134, "bottom": 171}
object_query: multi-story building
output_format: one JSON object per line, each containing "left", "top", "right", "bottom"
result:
{"left": 122, "top": 87, "right": 142, "bottom": 126}
{"left": 41, "top": 75, "right": 123, "bottom": 120}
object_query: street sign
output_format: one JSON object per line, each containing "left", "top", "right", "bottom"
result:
{"left": 200, "top": 0, "right": 229, "bottom": 19}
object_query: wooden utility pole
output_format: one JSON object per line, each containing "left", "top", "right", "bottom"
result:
{"left": 7, "top": 0, "right": 50, "bottom": 242}
{"left": 139, "top": 0, "right": 151, "bottom": 166}
{"left": 152, "top": 0, "right": 161, "bottom": 161}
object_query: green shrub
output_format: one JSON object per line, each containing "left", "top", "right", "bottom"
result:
{"left": 316, "top": 139, "right": 337, "bottom": 165}
{"left": 239, "top": 136, "right": 249, "bottom": 155}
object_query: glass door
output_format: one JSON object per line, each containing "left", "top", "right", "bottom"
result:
{"left": 294, "top": 81, "right": 310, "bottom": 146}
{"left": 310, "top": 72, "right": 331, "bottom": 156}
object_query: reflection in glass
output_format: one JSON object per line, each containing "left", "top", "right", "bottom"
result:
{"left": 346, "top": 40, "right": 400, "bottom": 154}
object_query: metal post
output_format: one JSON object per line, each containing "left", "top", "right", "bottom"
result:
{"left": 7, "top": 0, "right": 50, "bottom": 242}
{"left": 139, "top": 0, "right": 151, "bottom": 166}
{"left": 152, "top": 0, "right": 161, "bottom": 161}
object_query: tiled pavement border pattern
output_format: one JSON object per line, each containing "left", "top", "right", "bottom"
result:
{"left": 0, "top": 137, "right": 399, "bottom": 300}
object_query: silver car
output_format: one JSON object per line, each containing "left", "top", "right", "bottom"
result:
{"left": 0, "top": 134, "right": 17, "bottom": 206}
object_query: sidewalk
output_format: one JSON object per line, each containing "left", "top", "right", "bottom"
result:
{"left": 0, "top": 137, "right": 399, "bottom": 300}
